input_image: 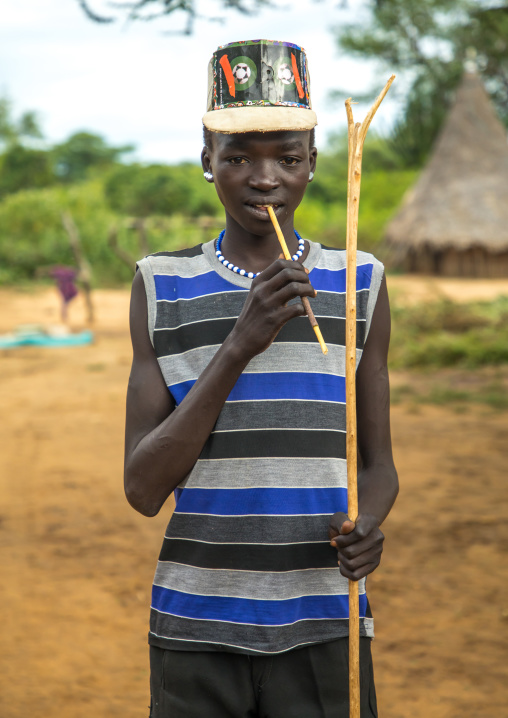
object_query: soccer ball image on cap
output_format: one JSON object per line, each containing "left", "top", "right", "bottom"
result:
{"left": 232, "top": 63, "right": 251, "bottom": 85}
{"left": 277, "top": 63, "right": 294, "bottom": 85}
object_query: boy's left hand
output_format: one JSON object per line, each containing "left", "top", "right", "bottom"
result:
{"left": 328, "top": 512, "right": 384, "bottom": 581}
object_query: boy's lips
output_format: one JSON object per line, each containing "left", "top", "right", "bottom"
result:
{"left": 244, "top": 201, "right": 283, "bottom": 220}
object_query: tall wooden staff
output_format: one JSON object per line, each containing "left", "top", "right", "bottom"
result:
{"left": 345, "top": 75, "right": 395, "bottom": 718}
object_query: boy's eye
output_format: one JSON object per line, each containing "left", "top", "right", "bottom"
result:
{"left": 280, "top": 157, "right": 300, "bottom": 166}
{"left": 228, "top": 157, "right": 248, "bottom": 165}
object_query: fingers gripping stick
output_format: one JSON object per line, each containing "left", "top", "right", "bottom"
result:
{"left": 266, "top": 206, "right": 328, "bottom": 355}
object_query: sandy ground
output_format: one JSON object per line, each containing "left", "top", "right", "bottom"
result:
{"left": 1, "top": 278, "right": 507, "bottom": 718}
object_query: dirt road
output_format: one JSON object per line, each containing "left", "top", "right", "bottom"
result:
{"left": 1, "top": 282, "right": 507, "bottom": 717}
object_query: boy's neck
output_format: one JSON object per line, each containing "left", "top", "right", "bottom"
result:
{"left": 220, "top": 215, "right": 307, "bottom": 274}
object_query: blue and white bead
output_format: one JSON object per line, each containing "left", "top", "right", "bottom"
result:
{"left": 291, "top": 230, "right": 305, "bottom": 261}
{"left": 215, "top": 229, "right": 305, "bottom": 278}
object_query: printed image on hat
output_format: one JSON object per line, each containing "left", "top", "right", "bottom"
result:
{"left": 203, "top": 39, "right": 318, "bottom": 134}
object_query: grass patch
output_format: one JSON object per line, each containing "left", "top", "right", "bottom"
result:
{"left": 389, "top": 296, "right": 508, "bottom": 369}
{"left": 390, "top": 378, "right": 508, "bottom": 411}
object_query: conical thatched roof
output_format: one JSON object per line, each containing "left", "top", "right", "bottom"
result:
{"left": 385, "top": 72, "right": 508, "bottom": 259}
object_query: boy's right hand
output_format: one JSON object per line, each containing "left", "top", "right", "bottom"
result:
{"left": 229, "top": 258, "right": 317, "bottom": 360}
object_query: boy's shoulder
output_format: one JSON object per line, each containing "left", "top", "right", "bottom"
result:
{"left": 136, "top": 242, "right": 207, "bottom": 277}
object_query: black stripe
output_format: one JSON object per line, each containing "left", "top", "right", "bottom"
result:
{"left": 155, "top": 292, "right": 247, "bottom": 330}
{"left": 319, "top": 244, "right": 345, "bottom": 252}
{"left": 154, "top": 316, "right": 366, "bottom": 357}
{"left": 158, "top": 537, "right": 337, "bottom": 571}
{"left": 166, "top": 513, "right": 332, "bottom": 544}
{"left": 154, "top": 317, "right": 235, "bottom": 356}
{"left": 200, "top": 429, "right": 345, "bottom": 460}
{"left": 147, "top": 245, "right": 204, "bottom": 258}
{"left": 149, "top": 615, "right": 372, "bottom": 655}
{"left": 215, "top": 400, "right": 346, "bottom": 431}
{"left": 154, "top": 290, "right": 370, "bottom": 331}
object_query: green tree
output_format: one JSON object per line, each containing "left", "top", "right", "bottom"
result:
{"left": 0, "top": 144, "right": 54, "bottom": 197}
{"left": 51, "top": 131, "right": 135, "bottom": 183}
{"left": 104, "top": 162, "right": 221, "bottom": 217}
{"left": 0, "top": 96, "right": 44, "bottom": 148}
{"left": 334, "top": 0, "right": 508, "bottom": 166}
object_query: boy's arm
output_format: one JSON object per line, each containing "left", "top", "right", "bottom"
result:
{"left": 329, "top": 275, "right": 399, "bottom": 580}
{"left": 124, "top": 261, "right": 316, "bottom": 517}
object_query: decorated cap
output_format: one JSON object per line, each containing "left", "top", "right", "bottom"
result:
{"left": 203, "top": 39, "right": 317, "bottom": 134}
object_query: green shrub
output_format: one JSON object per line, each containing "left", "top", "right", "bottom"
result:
{"left": 389, "top": 297, "right": 508, "bottom": 369}
{"left": 0, "top": 180, "right": 225, "bottom": 284}
{"left": 104, "top": 163, "right": 222, "bottom": 218}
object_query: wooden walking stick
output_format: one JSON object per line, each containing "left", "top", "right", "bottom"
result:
{"left": 345, "top": 75, "right": 395, "bottom": 718}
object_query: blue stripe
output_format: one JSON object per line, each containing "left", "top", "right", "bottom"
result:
{"left": 173, "top": 487, "right": 348, "bottom": 516}
{"left": 152, "top": 585, "right": 367, "bottom": 624}
{"left": 154, "top": 272, "right": 246, "bottom": 301}
{"left": 169, "top": 372, "right": 346, "bottom": 406}
{"left": 310, "top": 264, "right": 373, "bottom": 293}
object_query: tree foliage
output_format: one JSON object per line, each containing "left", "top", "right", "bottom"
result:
{"left": 0, "top": 97, "right": 44, "bottom": 148}
{"left": 0, "top": 109, "right": 135, "bottom": 196}
{"left": 0, "top": 145, "right": 54, "bottom": 197}
{"left": 51, "top": 131, "right": 134, "bottom": 183}
{"left": 104, "top": 162, "right": 221, "bottom": 217}
{"left": 335, "top": 0, "right": 508, "bottom": 166}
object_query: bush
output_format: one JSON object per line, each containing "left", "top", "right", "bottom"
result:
{"left": 104, "top": 163, "right": 222, "bottom": 218}
{"left": 389, "top": 297, "right": 508, "bottom": 369}
{"left": 0, "top": 181, "right": 116, "bottom": 283}
{"left": 0, "top": 144, "right": 55, "bottom": 197}
{"left": 0, "top": 180, "right": 225, "bottom": 285}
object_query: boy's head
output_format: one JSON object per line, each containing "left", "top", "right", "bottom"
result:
{"left": 201, "top": 40, "right": 318, "bottom": 235}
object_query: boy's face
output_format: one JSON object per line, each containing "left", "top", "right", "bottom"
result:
{"left": 202, "top": 130, "right": 317, "bottom": 236}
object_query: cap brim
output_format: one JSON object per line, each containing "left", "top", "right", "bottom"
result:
{"left": 203, "top": 106, "right": 317, "bottom": 134}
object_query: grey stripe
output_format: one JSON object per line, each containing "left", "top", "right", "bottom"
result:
{"left": 136, "top": 257, "right": 157, "bottom": 346}
{"left": 149, "top": 614, "right": 374, "bottom": 654}
{"left": 365, "top": 259, "right": 384, "bottom": 340}
{"left": 153, "top": 562, "right": 365, "bottom": 600}
{"left": 166, "top": 514, "right": 334, "bottom": 544}
{"left": 145, "top": 243, "right": 375, "bottom": 281}
{"left": 157, "top": 342, "right": 363, "bottom": 386}
{"left": 156, "top": 292, "right": 246, "bottom": 328}
{"left": 149, "top": 253, "right": 211, "bottom": 278}
{"left": 215, "top": 400, "right": 346, "bottom": 431}
{"left": 179, "top": 456, "right": 347, "bottom": 490}
{"left": 317, "top": 247, "right": 374, "bottom": 272}
{"left": 201, "top": 238, "right": 323, "bottom": 289}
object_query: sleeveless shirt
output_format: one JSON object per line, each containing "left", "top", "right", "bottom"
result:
{"left": 136, "top": 238, "right": 384, "bottom": 655}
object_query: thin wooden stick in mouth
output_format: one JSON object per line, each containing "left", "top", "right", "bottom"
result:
{"left": 266, "top": 206, "right": 328, "bottom": 355}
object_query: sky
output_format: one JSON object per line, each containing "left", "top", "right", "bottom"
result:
{"left": 0, "top": 0, "right": 401, "bottom": 164}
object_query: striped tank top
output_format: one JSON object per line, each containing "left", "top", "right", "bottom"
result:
{"left": 136, "top": 238, "right": 384, "bottom": 655}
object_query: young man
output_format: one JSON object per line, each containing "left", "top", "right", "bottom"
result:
{"left": 125, "top": 40, "right": 398, "bottom": 717}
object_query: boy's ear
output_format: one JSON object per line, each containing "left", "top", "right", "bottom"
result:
{"left": 201, "top": 147, "right": 213, "bottom": 177}
{"left": 310, "top": 147, "right": 318, "bottom": 176}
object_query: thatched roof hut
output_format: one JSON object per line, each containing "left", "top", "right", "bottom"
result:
{"left": 384, "top": 71, "right": 508, "bottom": 277}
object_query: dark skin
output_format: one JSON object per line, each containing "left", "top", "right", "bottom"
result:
{"left": 124, "top": 130, "right": 398, "bottom": 582}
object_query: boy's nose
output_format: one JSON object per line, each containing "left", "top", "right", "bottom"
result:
{"left": 247, "top": 162, "right": 280, "bottom": 191}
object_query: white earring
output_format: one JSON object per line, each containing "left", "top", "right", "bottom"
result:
{"left": 203, "top": 171, "right": 213, "bottom": 181}
{"left": 308, "top": 171, "right": 314, "bottom": 181}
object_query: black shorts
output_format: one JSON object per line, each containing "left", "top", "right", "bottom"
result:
{"left": 149, "top": 638, "right": 377, "bottom": 718}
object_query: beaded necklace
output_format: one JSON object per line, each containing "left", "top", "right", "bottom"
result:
{"left": 215, "top": 229, "right": 305, "bottom": 279}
